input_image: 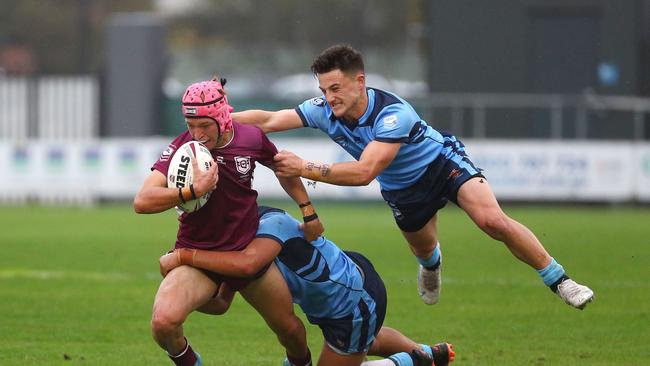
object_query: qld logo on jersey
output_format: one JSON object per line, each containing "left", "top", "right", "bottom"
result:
{"left": 160, "top": 144, "right": 176, "bottom": 162}
{"left": 235, "top": 156, "right": 251, "bottom": 174}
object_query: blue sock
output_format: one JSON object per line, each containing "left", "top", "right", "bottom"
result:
{"left": 416, "top": 244, "right": 441, "bottom": 269}
{"left": 537, "top": 258, "right": 565, "bottom": 286}
{"left": 419, "top": 344, "right": 432, "bottom": 358}
{"left": 388, "top": 352, "right": 414, "bottom": 366}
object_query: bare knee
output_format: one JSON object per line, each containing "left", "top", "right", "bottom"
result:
{"left": 273, "top": 315, "right": 305, "bottom": 341}
{"left": 151, "top": 308, "right": 185, "bottom": 338}
{"left": 477, "top": 213, "right": 512, "bottom": 241}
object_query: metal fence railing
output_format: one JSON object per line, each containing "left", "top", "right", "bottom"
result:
{"left": 415, "top": 92, "right": 650, "bottom": 140}
{"left": 0, "top": 76, "right": 98, "bottom": 141}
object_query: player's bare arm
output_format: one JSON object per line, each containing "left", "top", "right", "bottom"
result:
{"left": 275, "top": 175, "right": 324, "bottom": 241}
{"left": 134, "top": 158, "right": 218, "bottom": 214}
{"left": 196, "top": 282, "right": 236, "bottom": 315}
{"left": 159, "top": 238, "right": 282, "bottom": 278}
{"left": 232, "top": 109, "right": 303, "bottom": 133}
{"left": 274, "top": 140, "right": 401, "bottom": 186}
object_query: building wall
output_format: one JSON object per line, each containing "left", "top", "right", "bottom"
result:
{"left": 426, "top": 0, "right": 640, "bottom": 95}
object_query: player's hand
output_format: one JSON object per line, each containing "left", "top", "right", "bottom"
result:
{"left": 273, "top": 150, "right": 303, "bottom": 178}
{"left": 192, "top": 157, "right": 218, "bottom": 197}
{"left": 301, "top": 217, "right": 324, "bottom": 242}
{"left": 199, "top": 282, "right": 236, "bottom": 315}
{"left": 159, "top": 251, "right": 181, "bottom": 277}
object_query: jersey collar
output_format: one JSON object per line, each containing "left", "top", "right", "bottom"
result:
{"left": 327, "top": 88, "right": 375, "bottom": 130}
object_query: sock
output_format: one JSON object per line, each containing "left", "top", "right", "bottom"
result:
{"left": 417, "top": 244, "right": 441, "bottom": 270}
{"left": 168, "top": 338, "right": 198, "bottom": 366}
{"left": 536, "top": 258, "right": 566, "bottom": 287}
{"left": 286, "top": 349, "right": 312, "bottom": 366}
{"left": 549, "top": 274, "right": 570, "bottom": 293}
{"left": 387, "top": 352, "right": 415, "bottom": 366}
{"left": 419, "top": 344, "right": 432, "bottom": 358}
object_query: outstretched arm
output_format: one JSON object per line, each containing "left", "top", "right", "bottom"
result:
{"left": 159, "top": 237, "right": 282, "bottom": 278}
{"left": 232, "top": 109, "right": 304, "bottom": 134}
{"left": 274, "top": 140, "right": 401, "bottom": 186}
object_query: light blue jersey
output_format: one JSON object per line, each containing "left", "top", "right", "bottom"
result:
{"left": 256, "top": 209, "right": 368, "bottom": 320}
{"left": 296, "top": 88, "right": 445, "bottom": 191}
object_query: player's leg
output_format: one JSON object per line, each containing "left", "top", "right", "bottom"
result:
{"left": 196, "top": 282, "right": 235, "bottom": 315}
{"left": 317, "top": 343, "right": 367, "bottom": 366}
{"left": 457, "top": 177, "right": 594, "bottom": 308}
{"left": 457, "top": 177, "right": 550, "bottom": 267}
{"left": 151, "top": 265, "right": 218, "bottom": 366}
{"left": 367, "top": 326, "right": 420, "bottom": 357}
{"left": 382, "top": 162, "right": 449, "bottom": 305}
{"left": 399, "top": 216, "right": 442, "bottom": 305}
{"left": 239, "top": 263, "right": 312, "bottom": 366}
{"left": 365, "top": 326, "right": 455, "bottom": 366}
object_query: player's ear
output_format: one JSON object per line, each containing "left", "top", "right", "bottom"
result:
{"left": 355, "top": 72, "right": 365, "bottom": 89}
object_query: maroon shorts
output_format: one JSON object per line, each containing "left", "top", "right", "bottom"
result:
{"left": 200, "top": 264, "right": 270, "bottom": 292}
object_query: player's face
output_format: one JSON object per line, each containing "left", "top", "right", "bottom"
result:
{"left": 317, "top": 69, "right": 366, "bottom": 120}
{"left": 186, "top": 117, "right": 219, "bottom": 149}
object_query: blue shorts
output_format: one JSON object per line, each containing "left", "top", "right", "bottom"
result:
{"left": 307, "top": 251, "right": 387, "bottom": 355}
{"left": 381, "top": 134, "right": 483, "bottom": 232}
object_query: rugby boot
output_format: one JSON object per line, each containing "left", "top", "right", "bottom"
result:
{"left": 430, "top": 343, "right": 455, "bottom": 366}
{"left": 555, "top": 278, "right": 594, "bottom": 310}
{"left": 410, "top": 348, "right": 434, "bottom": 366}
{"left": 418, "top": 262, "right": 441, "bottom": 305}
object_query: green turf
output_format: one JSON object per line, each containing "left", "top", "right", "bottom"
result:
{"left": 1, "top": 202, "right": 649, "bottom": 365}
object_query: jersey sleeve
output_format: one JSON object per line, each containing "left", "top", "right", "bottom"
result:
{"left": 255, "top": 212, "right": 302, "bottom": 245}
{"left": 373, "top": 106, "right": 418, "bottom": 143}
{"left": 257, "top": 130, "right": 279, "bottom": 168}
{"left": 296, "top": 97, "right": 329, "bottom": 130}
{"left": 152, "top": 132, "right": 192, "bottom": 175}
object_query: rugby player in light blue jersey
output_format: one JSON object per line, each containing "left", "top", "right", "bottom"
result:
{"left": 159, "top": 206, "right": 455, "bottom": 366}
{"left": 232, "top": 44, "right": 594, "bottom": 310}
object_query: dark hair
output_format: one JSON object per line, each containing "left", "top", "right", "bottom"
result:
{"left": 310, "top": 44, "right": 365, "bottom": 75}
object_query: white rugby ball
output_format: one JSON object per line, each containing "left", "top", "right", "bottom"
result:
{"left": 167, "top": 141, "right": 213, "bottom": 212}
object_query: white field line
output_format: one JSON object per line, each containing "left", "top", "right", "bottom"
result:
{"left": 0, "top": 268, "right": 161, "bottom": 282}
{"left": 1, "top": 269, "right": 647, "bottom": 289}
{"left": 384, "top": 276, "right": 650, "bottom": 289}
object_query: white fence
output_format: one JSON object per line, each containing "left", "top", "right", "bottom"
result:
{"left": 1, "top": 138, "right": 649, "bottom": 205}
{"left": 0, "top": 77, "right": 98, "bottom": 141}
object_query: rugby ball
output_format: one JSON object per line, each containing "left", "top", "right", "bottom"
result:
{"left": 167, "top": 141, "right": 214, "bottom": 212}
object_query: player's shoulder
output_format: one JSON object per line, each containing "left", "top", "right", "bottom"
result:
{"left": 298, "top": 96, "right": 330, "bottom": 118}
{"left": 302, "top": 96, "right": 327, "bottom": 109}
{"left": 157, "top": 131, "right": 192, "bottom": 163}
{"left": 369, "top": 89, "right": 413, "bottom": 121}
{"left": 232, "top": 122, "right": 269, "bottom": 146}
{"left": 233, "top": 121, "right": 263, "bottom": 136}
{"left": 259, "top": 209, "right": 296, "bottom": 228}
{"left": 258, "top": 209, "right": 301, "bottom": 241}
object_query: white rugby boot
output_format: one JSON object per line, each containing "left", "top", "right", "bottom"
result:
{"left": 555, "top": 278, "right": 594, "bottom": 310}
{"left": 418, "top": 262, "right": 441, "bottom": 305}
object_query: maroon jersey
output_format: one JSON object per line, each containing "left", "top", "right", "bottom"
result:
{"left": 153, "top": 122, "right": 277, "bottom": 251}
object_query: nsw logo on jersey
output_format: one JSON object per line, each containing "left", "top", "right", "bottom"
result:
{"left": 382, "top": 114, "right": 398, "bottom": 130}
{"left": 235, "top": 156, "right": 251, "bottom": 174}
{"left": 310, "top": 97, "right": 325, "bottom": 107}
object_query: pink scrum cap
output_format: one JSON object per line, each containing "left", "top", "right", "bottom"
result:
{"left": 181, "top": 78, "right": 233, "bottom": 136}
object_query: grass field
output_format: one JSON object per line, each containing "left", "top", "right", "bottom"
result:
{"left": 1, "top": 202, "right": 649, "bottom": 365}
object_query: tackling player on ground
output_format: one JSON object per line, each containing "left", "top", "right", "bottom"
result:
{"left": 232, "top": 44, "right": 594, "bottom": 310}
{"left": 160, "top": 206, "right": 456, "bottom": 366}
{"left": 134, "top": 78, "right": 322, "bottom": 366}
